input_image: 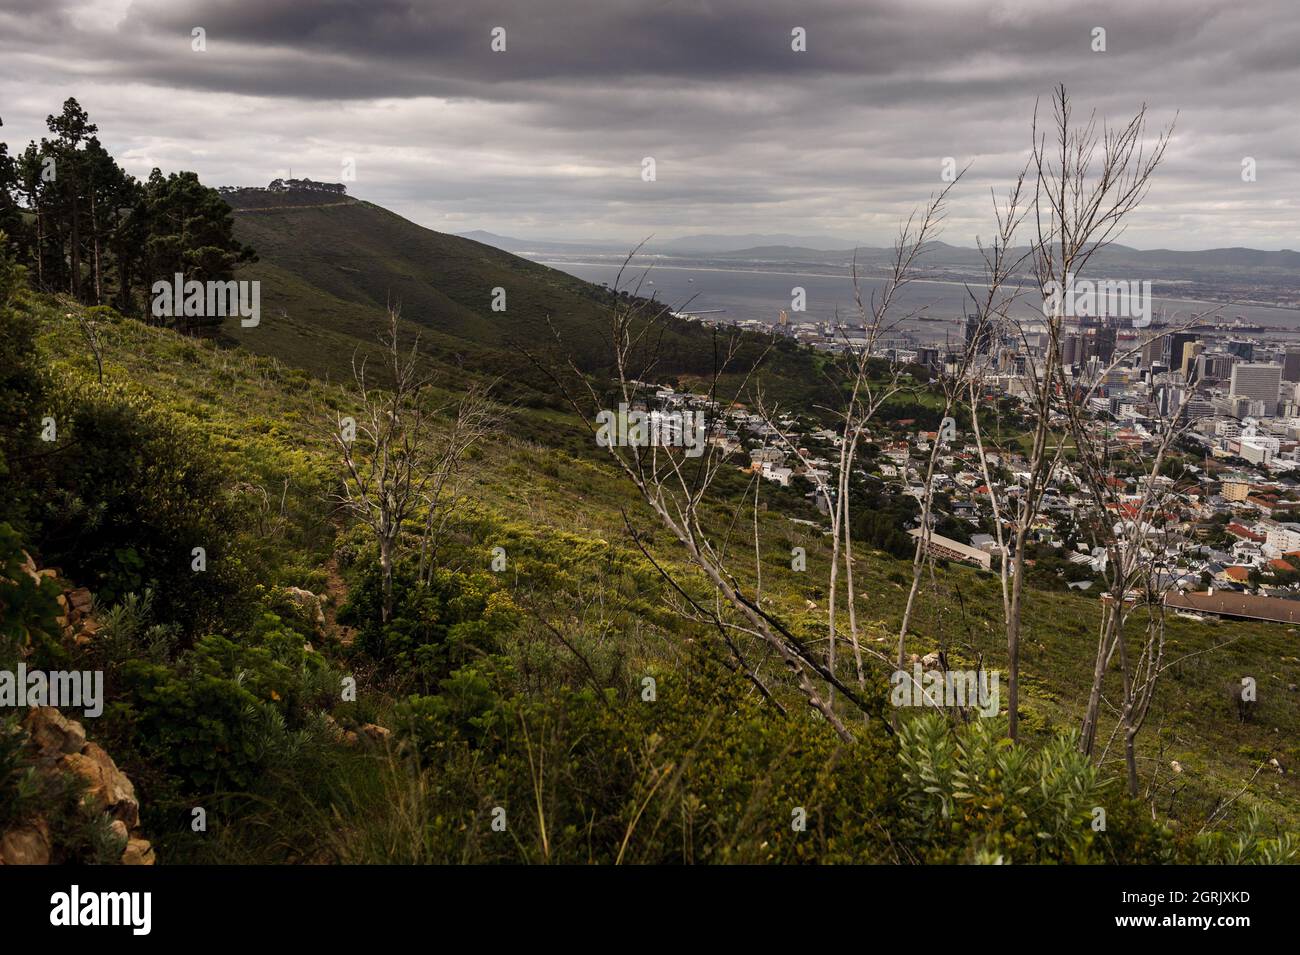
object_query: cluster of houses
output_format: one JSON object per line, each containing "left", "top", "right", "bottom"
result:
{"left": 634, "top": 359, "right": 1300, "bottom": 626}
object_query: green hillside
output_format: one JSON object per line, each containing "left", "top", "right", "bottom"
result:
{"left": 1, "top": 162, "right": 1297, "bottom": 864}
{"left": 221, "top": 189, "right": 840, "bottom": 410}
{"left": 2, "top": 273, "right": 1297, "bottom": 862}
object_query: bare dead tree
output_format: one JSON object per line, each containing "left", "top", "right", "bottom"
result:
{"left": 1065, "top": 320, "right": 1218, "bottom": 794}
{"left": 964, "top": 85, "right": 1175, "bottom": 741}
{"left": 748, "top": 181, "right": 964, "bottom": 708}
{"left": 416, "top": 383, "right": 501, "bottom": 584}
{"left": 328, "top": 304, "right": 439, "bottom": 623}
{"left": 527, "top": 256, "right": 891, "bottom": 739}
{"left": 73, "top": 307, "right": 104, "bottom": 384}
{"left": 893, "top": 168, "right": 1033, "bottom": 713}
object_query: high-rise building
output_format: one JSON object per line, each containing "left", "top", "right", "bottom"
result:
{"left": 1229, "top": 362, "right": 1283, "bottom": 408}
{"left": 1284, "top": 347, "right": 1300, "bottom": 383}
{"left": 1181, "top": 341, "right": 1205, "bottom": 380}
{"left": 1168, "top": 333, "right": 1197, "bottom": 373}
{"left": 1198, "top": 352, "right": 1236, "bottom": 381}
{"left": 1093, "top": 327, "right": 1117, "bottom": 363}
{"left": 1226, "top": 340, "right": 1256, "bottom": 361}
{"left": 1061, "top": 334, "right": 1079, "bottom": 366}
{"left": 964, "top": 313, "right": 994, "bottom": 355}
{"left": 1141, "top": 334, "right": 1166, "bottom": 368}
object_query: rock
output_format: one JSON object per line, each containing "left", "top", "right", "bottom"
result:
{"left": 19, "top": 551, "right": 41, "bottom": 586}
{"left": 921, "top": 651, "right": 942, "bottom": 668}
{"left": 0, "top": 819, "right": 51, "bottom": 865}
{"left": 67, "top": 588, "right": 93, "bottom": 614}
{"left": 63, "top": 743, "right": 139, "bottom": 828}
{"left": 1269, "top": 757, "right": 1284, "bottom": 774}
{"left": 121, "top": 838, "right": 155, "bottom": 866}
{"left": 804, "top": 599, "right": 818, "bottom": 611}
{"left": 109, "top": 819, "right": 129, "bottom": 844}
{"left": 358, "top": 723, "right": 391, "bottom": 745}
{"left": 1170, "top": 760, "right": 1183, "bottom": 774}
{"left": 285, "top": 587, "right": 326, "bottom": 630}
{"left": 25, "top": 707, "right": 86, "bottom": 756}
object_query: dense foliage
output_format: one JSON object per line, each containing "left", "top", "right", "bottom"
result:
{"left": 0, "top": 99, "right": 254, "bottom": 320}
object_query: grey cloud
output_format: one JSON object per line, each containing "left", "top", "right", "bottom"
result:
{"left": 0, "top": 0, "right": 1296, "bottom": 248}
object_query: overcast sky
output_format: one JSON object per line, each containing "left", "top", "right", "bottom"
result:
{"left": 2, "top": 0, "right": 1297, "bottom": 249}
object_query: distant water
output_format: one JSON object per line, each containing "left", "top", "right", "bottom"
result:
{"left": 541, "top": 258, "right": 1300, "bottom": 345}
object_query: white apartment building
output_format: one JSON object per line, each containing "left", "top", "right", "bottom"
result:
{"left": 1264, "top": 521, "right": 1300, "bottom": 556}
{"left": 1229, "top": 363, "right": 1283, "bottom": 407}
{"left": 1239, "top": 436, "right": 1280, "bottom": 466}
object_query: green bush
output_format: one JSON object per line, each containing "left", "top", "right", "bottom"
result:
{"left": 896, "top": 713, "right": 1173, "bottom": 863}
{"left": 25, "top": 377, "right": 253, "bottom": 632}
{"left": 0, "top": 522, "right": 62, "bottom": 667}
{"left": 340, "top": 560, "right": 519, "bottom": 690}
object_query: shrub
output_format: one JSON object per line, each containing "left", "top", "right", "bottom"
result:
{"left": 25, "top": 377, "right": 253, "bottom": 632}
{"left": 896, "top": 712, "right": 1173, "bottom": 863}
{"left": 0, "top": 522, "right": 62, "bottom": 666}
{"left": 340, "top": 561, "right": 519, "bottom": 690}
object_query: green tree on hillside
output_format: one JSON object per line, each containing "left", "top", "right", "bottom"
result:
{"left": 4, "top": 98, "right": 254, "bottom": 321}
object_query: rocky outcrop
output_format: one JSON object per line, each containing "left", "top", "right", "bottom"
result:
{"left": 0, "top": 819, "right": 51, "bottom": 865}
{"left": 285, "top": 586, "right": 326, "bottom": 632}
{"left": 64, "top": 743, "right": 139, "bottom": 828}
{"left": 14, "top": 549, "right": 100, "bottom": 648}
{"left": 358, "top": 723, "right": 392, "bottom": 745}
{"left": 322, "top": 713, "right": 392, "bottom": 748}
{"left": 0, "top": 707, "right": 152, "bottom": 865}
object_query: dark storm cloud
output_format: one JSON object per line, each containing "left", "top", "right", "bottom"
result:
{"left": 1, "top": 0, "right": 1297, "bottom": 248}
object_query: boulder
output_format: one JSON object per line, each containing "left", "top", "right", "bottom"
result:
{"left": 63, "top": 743, "right": 139, "bottom": 828}
{"left": 285, "top": 587, "right": 326, "bottom": 630}
{"left": 25, "top": 707, "right": 86, "bottom": 756}
{"left": 67, "top": 588, "right": 93, "bottom": 614}
{"left": 921, "top": 651, "right": 942, "bottom": 668}
{"left": 0, "top": 819, "right": 51, "bottom": 865}
{"left": 17, "top": 552, "right": 42, "bottom": 588}
{"left": 358, "top": 723, "right": 392, "bottom": 745}
{"left": 121, "top": 838, "right": 155, "bottom": 866}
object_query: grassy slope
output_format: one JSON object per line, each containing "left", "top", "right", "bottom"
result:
{"left": 221, "top": 190, "right": 842, "bottom": 411}
{"left": 33, "top": 293, "right": 1300, "bottom": 835}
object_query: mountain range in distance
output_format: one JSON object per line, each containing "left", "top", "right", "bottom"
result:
{"left": 459, "top": 230, "right": 1300, "bottom": 275}
{"left": 458, "top": 231, "right": 1300, "bottom": 310}
{"left": 456, "top": 231, "right": 866, "bottom": 256}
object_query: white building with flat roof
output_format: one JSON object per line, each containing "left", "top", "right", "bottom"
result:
{"left": 1230, "top": 363, "right": 1282, "bottom": 407}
